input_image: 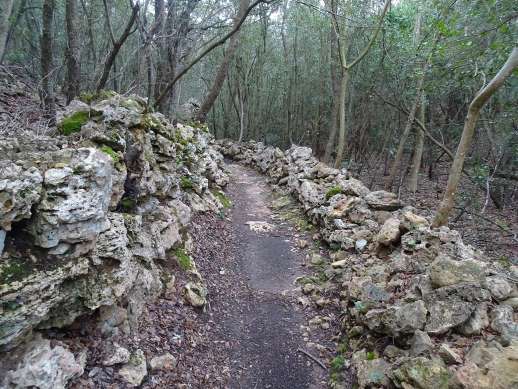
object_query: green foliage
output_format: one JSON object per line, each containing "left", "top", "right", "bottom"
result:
{"left": 325, "top": 186, "right": 343, "bottom": 200}
{"left": 180, "top": 176, "right": 193, "bottom": 190}
{"left": 174, "top": 248, "right": 193, "bottom": 271}
{"left": 58, "top": 111, "right": 90, "bottom": 135}
{"left": 330, "top": 355, "right": 346, "bottom": 371}
{"left": 213, "top": 190, "right": 232, "bottom": 208}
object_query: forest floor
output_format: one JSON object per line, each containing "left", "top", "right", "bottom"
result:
{"left": 355, "top": 162, "right": 517, "bottom": 262}
{"left": 67, "top": 163, "right": 335, "bottom": 388}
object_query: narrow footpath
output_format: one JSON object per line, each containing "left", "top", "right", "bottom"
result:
{"left": 221, "top": 163, "right": 325, "bottom": 388}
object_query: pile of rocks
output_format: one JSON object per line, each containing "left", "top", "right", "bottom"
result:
{"left": 0, "top": 93, "right": 228, "bottom": 387}
{"left": 217, "top": 140, "right": 518, "bottom": 388}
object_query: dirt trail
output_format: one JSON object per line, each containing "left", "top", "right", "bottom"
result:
{"left": 221, "top": 163, "right": 325, "bottom": 388}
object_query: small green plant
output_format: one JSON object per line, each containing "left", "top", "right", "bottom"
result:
{"left": 213, "top": 190, "right": 231, "bottom": 208}
{"left": 100, "top": 145, "right": 120, "bottom": 163}
{"left": 174, "top": 248, "right": 193, "bottom": 271}
{"left": 325, "top": 186, "right": 343, "bottom": 200}
{"left": 330, "top": 355, "right": 346, "bottom": 371}
{"left": 180, "top": 176, "right": 193, "bottom": 190}
{"left": 366, "top": 351, "right": 378, "bottom": 360}
{"left": 58, "top": 111, "right": 90, "bottom": 135}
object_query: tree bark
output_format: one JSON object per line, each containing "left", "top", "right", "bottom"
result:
{"left": 0, "top": 0, "right": 15, "bottom": 63}
{"left": 432, "top": 48, "right": 518, "bottom": 227}
{"left": 65, "top": 0, "right": 81, "bottom": 103}
{"left": 41, "top": 0, "right": 56, "bottom": 126}
{"left": 407, "top": 93, "right": 425, "bottom": 193}
{"left": 196, "top": 0, "right": 248, "bottom": 122}
{"left": 96, "top": 3, "right": 139, "bottom": 92}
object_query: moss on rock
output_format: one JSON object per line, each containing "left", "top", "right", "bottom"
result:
{"left": 58, "top": 111, "right": 90, "bottom": 135}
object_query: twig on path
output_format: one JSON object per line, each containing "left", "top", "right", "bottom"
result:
{"left": 297, "top": 348, "right": 327, "bottom": 370}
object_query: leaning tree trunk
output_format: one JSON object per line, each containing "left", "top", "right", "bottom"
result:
{"left": 0, "top": 0, "right": 14, "bottom": 63}
{"left": 432, "top": 48, "right": 518, "bottom": 227}
{"left": 65, "top": 0, "right": 81, "bottom": 103}
{"left": 196, "top": 0, "right": 248, "bottom": 122}
{"left": 96, "top": 3, "right": 139, "bottom": 92}
{"left": 41, "top": 0, "right": 56, "bottom": 126}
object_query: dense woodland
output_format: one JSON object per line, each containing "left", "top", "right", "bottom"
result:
{"left": 0, "top": 0, "right": 517, "bottom": 234}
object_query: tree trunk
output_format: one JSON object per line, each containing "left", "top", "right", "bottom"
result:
{"left": 0, "top": 0, "right": 15, "bottom": 63}
{"left": 196, "top": 0, "right": 248, "bottom": 122}
{"left": 332, "top": 0, "right": 391, "bottom": 168}
{"left": 433, "top": 48, "right": 518, "bottom": 227}
{"left": 407, "top": 93, "right": 425, "bottom": 193}
{"left": 41, "top": 0, "right": 56, "bottom": 126}
{"left": 333, "top": 68, "right": 349, "bottom": 168}
{"left": 323, "top": 14, "right": 340, "bottom": 164}
{"left": 65, "top": 0, "right": 81, "bottom": 103}
{"left": 96, "top": 3, "right": 139, "bottom": 92}
{"left": 385, "top": 64, "right": 426, "bottom": 190}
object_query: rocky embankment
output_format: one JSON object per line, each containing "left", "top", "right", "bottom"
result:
{"left": 0, "top": 94, "right": 228, "bottom": 388}
{"left": 217, "top": 140, "right": 518, "bottom": 389}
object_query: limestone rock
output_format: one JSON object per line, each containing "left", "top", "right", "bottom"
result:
{"left": 183, "top": 282, "right": 207, "bottom": 307}
{"left": 392, "top": 357, "right": 454, "bottom": 389}
{"left": 456, "top": 340, "right": 518, "bottom": 389}
{"left": 457, "top": 303, "right": 490, "bottom": 336}
{"left": 0, "top": 162, "right": 43, "bottom": 231}
{"left": 438, "top": 343, "right": 462, "bottom": 365}
{"left": 119, "top": 349, "right": 147, "bottom": 387}
{"left": 410, "top": 330, "right": 433, "bottom": 356}
{"left": 353, "top": 353, "right": 390, "bottom": 388}
{"left": 484, "top": 275, "right": 514, "bottom": 301}
{"left": 2, "top": 335, "right": 85, "bottom": 389}
{"left": 30, "top": 148, "right": 113, "bottom": 249}
{"left": 365, "top": 300, "right": 427, "bottom": 336}
{"left": 490, "top": 305, "right": 518, "bottom": 343}
{"left": 149, "top": 353, "right": 176, "bottom": 371}
{"left": 364, "top": 191, "right": 403, "bottom": 211}
{"left": 103, "top": 343, "right": 130, "bottom": 366}
{"left": 376, "top": 217, "right": 401, "bottom": 246}
{"left": 428, "top": 255, "right": 485, "bottom": 288}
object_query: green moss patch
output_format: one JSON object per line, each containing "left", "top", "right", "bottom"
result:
{"left": 180, "top": 176, "right": 193, "bottom": 190}
{"left": 0, "top": 259, "right": 32, "bottom": 284}
{"left": 58, "top": 111, "right": 90, "bottom": 135}
{"left": 100, "top": 145, "right": 120, "bottom": 163}
{"left": 119, "top": 197, "right": 136, "bottom": 212}
{"left": 79, "top": 90, "right": 117, "bottom": 104}
{"left": 325, "top": 186, "right": 343, "bottom": 200}
{"left": 174, "top": 248, "right": 193, "bottom": 271}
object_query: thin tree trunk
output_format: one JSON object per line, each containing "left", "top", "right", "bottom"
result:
{"left": 385, "top": 62, "right": 426, "bottom": 190}
{"left": 407, "top": 93, "right": 425, "bottom": 193}
{"left": 41, "top": 0, "right": 56, "bottom": 126}
{"left": 65, "top": 0, "right": 81, "bottom": 103}
{"left": 333, "top": 0, "right": 391, "bottom": 168}
{"left": 433, "top": 48, "right": 518, "bottom": 227}
{"left": 333, "top": 68, "right": 349, "bottom": 168}
{"left": 0, "top": 0, "right": 15, "bottom": 63}
{"left": 96, "top": 3, "right": 139, "bottom": 92}
{"left": 196, "top": 0, "right": 248, "bottom": 122}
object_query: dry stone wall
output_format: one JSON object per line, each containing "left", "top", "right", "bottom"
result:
{"left": 217, "top": 140, "right": 518, "bottom": 389}
{"left": 0, "top": 94, "right": 228, "bottom": 388}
